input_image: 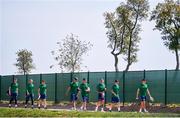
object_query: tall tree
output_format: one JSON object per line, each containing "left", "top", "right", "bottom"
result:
{"left": 150, "top": 0, "right": 180, "bottom": 70}
{"left": 104, "top": 0, "right": 149, "bottom": 71}
{"left": 123, "top": 0, "right": 149, "bottom": 71}
{"left": 104, "top": 11, "right": 128, "bottom": 72}
{"left": 14, "top": 49, "right": 35, "bottom": 75}
{"left": 51, "top": 34, "right": 92, "bottom": 73}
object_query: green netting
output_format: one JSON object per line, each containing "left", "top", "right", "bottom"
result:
{"left": 27, "top": 74, "right": 40, "bottom": 100}
{"left": 1, "top": 75, "right": 13, "bottom": 100}
{"left": 106, "top": 72, "right": 123, "bottom": 103}
{"left": 57, "top": 73, "right": 71, "bottom": 102}
{"left": 167, "top": 70, "right": 180, "bottom": 103}
{"left": 41, "top": 74, "right": 55, "bottom": 101}
{"left": 146, "top": 70, "right": 165, "bottom": 103}
{"left": 125, "top": 71, "right": 144, "bottom": 102}
{"left": 89, "top": 72, "right": 105, "bottom": 102}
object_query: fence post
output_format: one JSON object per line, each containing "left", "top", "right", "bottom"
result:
{"left": 70, "top": 72, "right": 73, "bottom": 82}
{"left": 87, "top": 71, "right": 90, "bottom": 84}
{"left": 40, "top": 74, "right": 42, "bottom": 84}
{"left": 26, "top": 74, "right": 28, "bottom": 95}
{"left": 55, "top": 73, "right": 58, "bottom": 103}
{"left": 123, "top": 71, "right": 125, "bottom": 106}
{"left": 13, "top": 75, "right": 15, "bottom": 81}
{"left": 105, "top": 71, "right": 107, "bottom": 104}
{"left": 165, "top": 69, "right": 167, "bottom": 105}
{"left": 144, "top": 70, "right": 146, "bottom": 79}
{"left": 0, "top": 75, "right": 1, "bottom": 101}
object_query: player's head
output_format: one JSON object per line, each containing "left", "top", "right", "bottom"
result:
{"left": 73, "top": 77, "right": 78, "bottom": 82}
{"left": 100, "top": 78, "right": 104, "bottom": 83}
{"left": 41, "top": 80, "right": 45, "bottom": 84}
{"left": 82, "top": 78, "right": 87, "bottom": 83}
{"left": 29, "top": 79, "right": 33, "bottom": 83}
{"left": 13, "top": 78, "right": 17, "bottom": 83}
{"left": 141, "top": 79, "right": 146, "bottom": 84}
{"left": 115, "top": 79, "right": 119, "bottom": 84}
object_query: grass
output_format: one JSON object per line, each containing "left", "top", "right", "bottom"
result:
{"left": 0, "top": 108, "right": 180, "bottom": 117}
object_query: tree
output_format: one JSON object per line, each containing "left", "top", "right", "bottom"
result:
{"left": 51, "top": 34, "right": 92, "bottom": 73}
{"left": 150, "top": 0, "right": 180, "bottom": 70}
{"left": 104, "top": 11, "right": 128, "bottom": 72}
{"left": 123, "top": 0, "right": 149, "bottom": 71}
{"left": 104, "top": 0, "right": 149, "bottom": 71}
{"left": 14, "top": 49, "right": 35, "bottom": 75}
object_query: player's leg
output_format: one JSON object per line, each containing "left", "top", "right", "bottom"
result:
{"left": 100, "top": 100, "right": 105, "bottom": 112}
{"left": 14, "top": 93, "right": 18, "bottom": 108}
{"left": 95, "top": 93, "right": 101, "bottom": 111}
{"left": 143, "top": 96, "right": 148, "bottom": 112}
{"left": 25, "top": 94, "right": 30, "bottom": 108}
{"left": 80, "top": 96, "right": 85, "bottom": 110}
{"left": 30, "top": 94, "right": 34, "bottom": 109}
{"left": 84, "top": 97, "right": 88, "bottom": 110}
{"left": 9, "top": 94, "right": 14, "bottom": 108}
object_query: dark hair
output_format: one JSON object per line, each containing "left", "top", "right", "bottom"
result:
{"left": 115, "top": 80, "right": 119, "bottom": 83}
{"left": 142, "top": 79, "right": 146, "bottom": 81}
{"left": 83, "top": 78, "right": 86, "bottom": 81}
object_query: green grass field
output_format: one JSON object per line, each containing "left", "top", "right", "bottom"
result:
{"left": 0, "top": 108, "right": 180, "bottom": 117}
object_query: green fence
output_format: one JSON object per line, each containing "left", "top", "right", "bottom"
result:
{"left": 0, "top": 70, "right": 180, "bottom": 105}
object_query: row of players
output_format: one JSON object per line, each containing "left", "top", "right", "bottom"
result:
{"left": 8, "top": 78, "right": 153, "bottom": 113}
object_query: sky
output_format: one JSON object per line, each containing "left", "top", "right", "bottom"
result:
{"left": 0, "top": 0, "right": 176, "bottom": 75}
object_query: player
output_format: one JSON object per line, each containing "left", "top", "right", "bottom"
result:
{"left": 38, "top": 80, "right": 47, "bottom": 109}
{"left": 9, "top": 78, "right": 19, "bottom": 108}
{"left": 25, "top": 79, "right": 34, "bottom": 109}
{"left": 95, "top": 79, "right": 106, "bottom": 112}
{"left": 109, "top": 80, "right": 121, "bottom": 112}
{"left": 136, "top": 79, "right": 154, "bottom": 113}
{"left": 80, "top": 78, "right": 90, "bottom": 111}
{"left": 66, "top": 77, "right": 80, "bottom": 110}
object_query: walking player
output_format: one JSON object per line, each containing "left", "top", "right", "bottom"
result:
{"left": 80, "top": 78, "right": 90, "bottom": 111}
{"left": 136, "top": 79, "right": 154, "bottom": 113}
{"left": 38, "top": 80, "right": 47, "bottom": 109}
{"left": 109, "top": 80, "right": 121, "bottom": 112}
{"left": 9, "top": 78, "right": 19, "bottom": 108}
{"left": 25, "top": 79, "right": 35, "bottom": 109}
{"left": 95, "top": 79, "right": 106, "bottom": 112}
{"left": 66, "top": 77, "right": 80, "bottom": 110}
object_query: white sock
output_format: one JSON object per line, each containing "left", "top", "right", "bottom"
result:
{"left": 144, "top": 108, "right": 148, "bottom": 112}
{"left": 95, "top": 106, "right": 98, "bottom": 111}
{"left": 101, "top": 108, "right": 104, "bottom": 111}
{"left": 118, "top": 107, "right": 120, "bottom": 111}
{"left": 15, "top": 105, "right": 17, "bottom": 107}
{"left": 9, "top": 104, "right": 11, "bottom": 106}
{"left": 109, "top": 108, "right": 112, "bottom": 111}
{"left": 139, "top": 108, "right": 142, "bottom": 112}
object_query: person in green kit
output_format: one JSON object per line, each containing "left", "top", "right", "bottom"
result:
{"left": 66, "top": 77, "right": 80, "bottom": 110}
{"left": 25, "top": 79, "right": 34, "bottom": 109}
{"left": 9, "top": 78, "right": 19, "bottom": 108}
{"left": 136, "top": 79, "right": 153, "bottom": 113}
{"left": 80, "top": 78, "right": 90, "bottom": 111}
{"left": 109, "top": 80, "right": 121, "bottom": 112}
{"left": 38, "top": 80, "right": 47, "bottom": 109}
{"left": 95, "top": 78, "right": 106, "bottom": 112}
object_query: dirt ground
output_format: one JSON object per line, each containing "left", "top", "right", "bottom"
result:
{"left": 0, "top": 101, "right": 180, "bottom": 114}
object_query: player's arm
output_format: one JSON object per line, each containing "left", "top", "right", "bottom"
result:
{"left": 147, "top": 88, "right": 152, "bottom": 98}
{"left": 86, "top": 87, "right": 90, "bottom": 92}
{"left": 66, "top": 86, "right": 71, "bottom": 96}
{"left": 38, "top": 88, "right": 40, "bottom": 96}
{"left": 9, "top": 86, "right": 11, "bottom": 95}
{"left": 111, "top": 89, "right": 117, "bottom": 96}
{"left": 136, "top": 88, "right": 140, "bottom": 99}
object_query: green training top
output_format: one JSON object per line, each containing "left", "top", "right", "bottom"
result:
{"left": 70, "top": 82, "right": 79, "bottom": 94}
{"left": 97, "top": 83, "right": 106, "bottom": 92}
{"left": 27, "top": 83, "right": 34, "bottom": 94}
{"left": 139, "top": 83, "right": 148, "bottom": 96}
{"left": 39, "top": 84, "right": 47, "bottom": 95}
{"left": 11, "top": 83, "right": 18, "bottom": 93}
{"left": 112, "top": 84, "right": 120, "bottom": 98}
{"left": 80, "top": 83, "right": 90, "bottom": 97}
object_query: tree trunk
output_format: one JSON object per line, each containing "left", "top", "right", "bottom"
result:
{"left": 125, "top": 63, "right": 130, "bottom": 72}
{"left": 175, "top": 48, "right": 179, "bottom": 70}
{"left": 114, "top": 54, "right": 119, "bottom": 72}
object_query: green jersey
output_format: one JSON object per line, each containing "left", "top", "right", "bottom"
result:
{"left": 27, "top": 83, "right": 34, "bottom": 94}
{"left": 97, "top": 83, "right": 106, "bottom": 92}
{"left": 11, "top": 83, "right": 18, "bottom": 93}
{"left": 80, "top": 83, "right": 89, "bottom": 97}
{"left": 139, "top": 83, "right": 148, "bottom": 96}
{"left": 112, "top": 84, "right": 120, "bottom": 97}
{"left": 39, "top": 84, "right": 47, "bottom": 95}
{"left": 70, "top": 82, "right": 79, "bottom": 94}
